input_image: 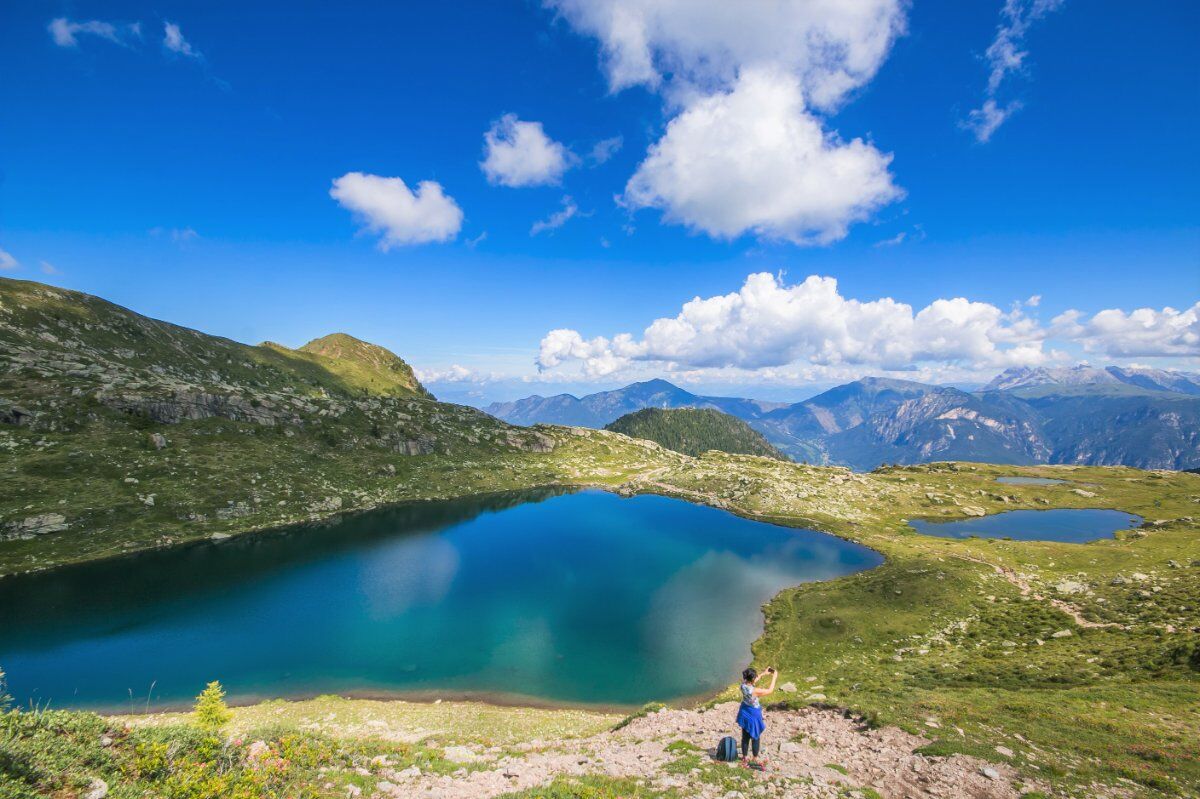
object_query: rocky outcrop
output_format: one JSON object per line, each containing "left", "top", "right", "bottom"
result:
{"left": 4, "top": 513, "right": 69, "bottom": 540}
{"left": 98, "top": 390, "right": 300, "bottom": 427}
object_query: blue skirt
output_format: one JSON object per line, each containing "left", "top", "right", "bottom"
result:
{"left": 736, "top": 703, "right": 765, "bottom": 739}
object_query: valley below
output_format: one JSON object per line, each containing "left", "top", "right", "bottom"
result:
{"left": 2, "top": 277, "right": 1199, "bottom": 799}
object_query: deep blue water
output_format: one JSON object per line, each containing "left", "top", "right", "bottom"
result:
{"left": 0, "top": 489, "right": 881, "bottom": 710}
{"left": 995, "top": 477, "right": 1066, "bottom": 486}
{"left": 908, "top": 508, "right": 1142, "bottom": 543}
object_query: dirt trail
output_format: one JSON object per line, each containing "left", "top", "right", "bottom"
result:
{"left": 371, "top": 702, "right": 1040, "bottom": 799}
{"left": 954, "top": 554, "right": 1119, "bottom": 629}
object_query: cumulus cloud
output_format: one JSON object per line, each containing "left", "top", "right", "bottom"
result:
{"left": 48, "top": 17, "right": 140, "bottom": 48}
{"left": 550, "top": 0, "right": 907, "bottom": 244}
{"left": 530, "top": 197, "right": 580, "bottom": 235}
{"left": 964, "top": 0, "right": 1064, "bottom": 142}
{"left": 546, "top": 0, "right": 906, "bottom": 109}
{"left": 163, "top": 22, "right": 201, "bottom": 59}
{"left": 330, "top": 172, "right": 463, "bottom": 248}
{"left": 623, "top": 69, "right": 902, "bottom": 244}
{"left": 538, "top": 272, "right": 1054, "bottom": 377}
{"left": 1052, "top": 304, "right": 1200, "bottom": 358}
{"left": 0, "top": 248, "right": 18, "bottom": 271}
{"left": 481, "top": 115, "right": 575, "bottom": 187}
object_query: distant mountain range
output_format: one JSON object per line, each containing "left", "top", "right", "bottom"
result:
{"left": 486, "top": 368, "right": 1200, "bottom": 471}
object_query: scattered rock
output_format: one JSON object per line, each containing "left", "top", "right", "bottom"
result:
{"left": 443, "top": 745, "right": 481, "bottom": 764}
{"left": 960, "top": 505, "right": 987, "bottom": 517}
{"left": 995, "top": 745, "right": 1014, "bottom": 758}
{"left": 4, "top": 513, "right": 69, "bottom": 540}
{"left": 981, "top": 766, "right": 1001, "bottom": 780}
{"left": 84, "top": 778, "right": 108, "bottom": 799}
{"left": 779, "top": 682, "right": 797, "bottom": 693}
{"left": 1071, "top": 488, "right": 1097, "bottom": 497}
{"left": 1050, "top": 629, "right": 1073, "bottom": 638}
{"left": 307, "top": 496, "right": 343, "bottom": 513}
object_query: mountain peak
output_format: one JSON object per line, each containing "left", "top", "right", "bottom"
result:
{"left": 292, "top": 333, "right": 430, "bottom": 398}
{"left": 983, "top": 364, "right": 1200, "bottom": 395}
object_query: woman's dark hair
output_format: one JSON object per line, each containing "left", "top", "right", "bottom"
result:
{"left": 742, "top": 667, "right": 757, "bottom": 683}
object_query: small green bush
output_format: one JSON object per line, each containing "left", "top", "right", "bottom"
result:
{"left": 193, "top": 681, "right": 231, "bottom": 734}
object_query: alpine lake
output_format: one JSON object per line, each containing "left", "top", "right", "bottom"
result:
{"left": 0, "top": 489, "right": 883, "bottom": 711}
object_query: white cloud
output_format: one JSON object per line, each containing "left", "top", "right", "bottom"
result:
{"left": 546, "top": 0, "right": 906, "bottom": 110}
{"left": 1052, "top": 304, "right": 1200, "bottom": 358}
{"left": 481, "top": 115, "right": 575, "bottom": 187}
{"left": 39, "top": 261, "right": 60, "bottom": 275}
{"left": 962, "top": 99, "right": 1020, "bottom": 144}
{"left": 415, "top": 364, "right": 478, "bottom": 383}
{"left": 623, "top": 69, "right": 902, "bottom": 244}
{"left": 538, "top": 272, "right": 1056, "bottom": 378}
{"left": 589, "top": 136, "right": 624, "bottom": 164}
{"left": 965, "top": 0, "right": 1064, "bottom": 142}
{"left": 550, "top": 1, "right": 907, "bottom": 244}
{"left": 48, "top": 17, "right": 140, "bottom": 48}
{"left": 0, "top": 248, "right": 18, "bottom": 271}
{"left": 163, "top": 22, "right": 201, "bottom": 59}
{"left": 530, "top": 197, "right": 580, "bottom": 235}
{"left": 330, "top": 172, "right": 463, "bottom": 248}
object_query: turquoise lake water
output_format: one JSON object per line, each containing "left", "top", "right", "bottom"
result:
{"left": 0, "top": 489, "right": 882, "bottom": 710}
{"left": 908, "top": 508, "right": 1142, "bottom": 543}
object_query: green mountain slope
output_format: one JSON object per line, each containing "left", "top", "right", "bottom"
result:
{"left": 0, "top": 277, "right": 670, "bottom": 574}
{"left": 605, "top": 407, "right": 787, "bottom": 460}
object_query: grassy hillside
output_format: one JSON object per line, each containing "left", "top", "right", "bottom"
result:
{"left": 0, "top": 277, "right": 673, "bottom": 574}
{"left": 605, "top": 407, "right": 787, "bottom": 459}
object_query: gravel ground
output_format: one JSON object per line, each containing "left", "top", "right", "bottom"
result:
{"left": 372, "top": 702, "right": 1045, "bottom": 798}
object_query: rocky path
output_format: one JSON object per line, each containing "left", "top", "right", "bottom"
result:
{"left": 370, "top": 703, "right": 1040, "bottom": 799}
{"left": 954, "top": 554, "right": 1120, "bottom": 629}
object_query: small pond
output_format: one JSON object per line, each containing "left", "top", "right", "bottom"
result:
{"left": 995, "top": 477, "right": 1066, "bottom": 486}
{"left": 0, "top": 489, "right": 882, "bottom": 710}
{"left": 908, "top": 508, "right": 1143, "bottom": 543}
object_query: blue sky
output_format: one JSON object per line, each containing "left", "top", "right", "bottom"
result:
{"left": 1, "top": 1, "right": 1197, "bottom": 404}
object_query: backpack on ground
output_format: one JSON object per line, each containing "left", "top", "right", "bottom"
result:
{"left": 715, "top": 735, "right": 739, "bottom": 761}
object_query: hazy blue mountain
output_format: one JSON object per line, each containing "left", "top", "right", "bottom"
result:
{"left": 983, "top": 365, "right": 1200, "bottom": 395}
{"left": 484, "top": 379, "right": 785, "bottom": 428}
{"left": 491, "top": 373, "right": 1200, "bottom": 471}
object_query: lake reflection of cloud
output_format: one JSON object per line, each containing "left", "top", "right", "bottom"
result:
{"left": 640, "top": 550, "right": 794, "bottom": 681}
{"left": 358, "top": 534, "right": 461, "bottom": 619}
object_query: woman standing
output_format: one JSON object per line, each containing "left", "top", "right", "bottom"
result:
{"left": 736, "top": 666, "right": 777, "bottom": 769}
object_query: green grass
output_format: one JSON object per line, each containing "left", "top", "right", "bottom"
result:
{"left": 0, "top": 707, "right": 445, "bottom": 799}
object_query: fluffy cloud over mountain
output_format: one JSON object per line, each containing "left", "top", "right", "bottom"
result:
{"left": 538, "top": 273, "right": 1052, "bottom": 377}
{"left": 1053, "top": 303, "right": 1200, "bottom": 358}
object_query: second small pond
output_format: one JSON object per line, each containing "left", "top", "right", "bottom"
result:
{"left": 908, "top": 508, "right": 1143, "bottom": 543}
